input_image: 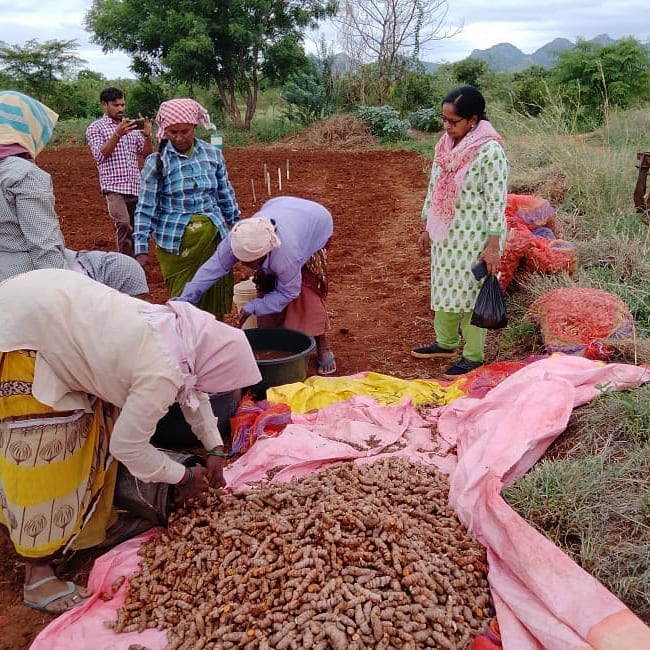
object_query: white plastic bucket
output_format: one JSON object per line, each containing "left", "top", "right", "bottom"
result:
{"left": 211, "top": 133, "right": 223, "bottom": 150}
{"left": 233, "top": 278, "right": 258, "bottom": 329}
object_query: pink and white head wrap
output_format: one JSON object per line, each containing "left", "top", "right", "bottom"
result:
{"left": 230, "top": 217, "right": 282, "bottom": 262}
{"left": 155, "top": 98, "right": 216, "bottom": 140}
{"left": 139, "top": 301, "right": 261, "bottom": 409}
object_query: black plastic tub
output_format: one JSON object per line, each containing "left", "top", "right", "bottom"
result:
{"left": 244, "top": 327, "right": 316, "bottom": 398}
{"left": 151, "top": 389, "right": 242, "bottom": 449}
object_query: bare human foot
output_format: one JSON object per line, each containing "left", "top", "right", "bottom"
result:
{"left": 317, "top": 349, "right": 337, "bottom": 375}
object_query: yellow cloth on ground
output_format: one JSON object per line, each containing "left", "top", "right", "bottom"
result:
{"left": 0, "top": 350, "right": 117, "bottom": 558}
{"left": 265, "top": 371, "right": 466, "bottom": 413}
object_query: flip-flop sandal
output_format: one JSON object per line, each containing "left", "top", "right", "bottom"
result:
{"left": 317, "top": 352, "right": 337, "bottom": 376}
{"left": 23, "top": 576, "right": 88, "bottom": 614}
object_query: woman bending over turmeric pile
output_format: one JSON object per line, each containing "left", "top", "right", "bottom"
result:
{"left": 0, "top": 269, "right": 260, "bottom": 614}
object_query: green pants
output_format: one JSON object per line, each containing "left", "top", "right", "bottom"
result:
{"left": 156, "top": 215, "right": 233, "bottom": 321}
{"left": 433, "top": 310, "right": 487, "bottom": 362}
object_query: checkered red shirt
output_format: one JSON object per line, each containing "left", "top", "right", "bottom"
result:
{"left": 86, "top": 115, "right": 146, "bottom": 196}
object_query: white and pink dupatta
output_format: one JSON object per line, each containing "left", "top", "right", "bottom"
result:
{"left": 426, "top": 120, "right": 503, "bottom": 242}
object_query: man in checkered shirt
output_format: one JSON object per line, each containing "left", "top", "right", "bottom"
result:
{"left": 86, "top": 87, "right": 153, "bottom": 257}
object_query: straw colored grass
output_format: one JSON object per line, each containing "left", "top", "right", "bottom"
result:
{"left": 267, "top": 114, "right": 378, "bottom": 150}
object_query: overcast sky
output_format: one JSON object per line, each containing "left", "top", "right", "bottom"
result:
{"left": 0, "top": 1, "right": 648, "bottom": 79}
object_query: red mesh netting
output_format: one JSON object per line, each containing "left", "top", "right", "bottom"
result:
{"left": 499, "top": 194, "right": 577, "bottom": 292}
{"left": 527, "top": 287, "right": 634, "bottom": 360}
{"left": 462, "top": 361, "right": 529, "bottom": 398}
{"left": 498, "top": 228, "right": 533, "bottom": 292}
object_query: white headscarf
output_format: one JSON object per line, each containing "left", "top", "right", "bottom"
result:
{"left": 230, "top": 217, "right": 282, "bottom": 262}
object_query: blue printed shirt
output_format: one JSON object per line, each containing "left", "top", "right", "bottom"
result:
{"left": 133, "top": 138, "right": 240, "bottom": 255}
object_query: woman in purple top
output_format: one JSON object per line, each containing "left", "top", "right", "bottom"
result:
{"left": 179, "top": 195, "right": 337, "bottom": 375}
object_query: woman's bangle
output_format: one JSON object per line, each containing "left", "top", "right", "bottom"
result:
{"left": 207, "top": 446, "right": 225, "bottom": 458}
{"left": 176, "top": 467, "right": 193, "bottom": 487}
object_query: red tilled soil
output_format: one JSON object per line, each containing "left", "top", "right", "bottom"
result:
{"left": 0, "top": 143, "right": 504, "bottom": 647}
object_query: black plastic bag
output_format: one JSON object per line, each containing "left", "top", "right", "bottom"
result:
{"left": 253, "top": 270, "right": 277, "bottom": 294}
{"left": 470, "top": 275, "right": 508, "bottom": 330}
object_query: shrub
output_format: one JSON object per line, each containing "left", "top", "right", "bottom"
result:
{"left": 355, "top": 105, "right": 410, "bottom": 141}
{"left": 282, "top": 71, "right": 333, "bottom": 125}
{"left": 407, "top": 108, "right": 441, "bottom": 132}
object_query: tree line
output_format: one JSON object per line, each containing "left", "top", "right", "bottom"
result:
{"left": 1, "top": 0, "right": 649, "bottom": 134}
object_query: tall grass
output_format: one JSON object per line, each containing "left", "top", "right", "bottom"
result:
{"left": 50, "top": 87, "right": 299, "bottom": 149}
{"left": 493, "top": 98, "right": 650, "bottom": 623}
{"left": 48, "top": 118, "right": 91, "bottom": 147}
{"left": 503, "top": 384, "right": 650, "bottom": 621}
{"left": 495, "top": 105, "right": 646, "bottom": 227}
{"left": 491, "top": 98, "right": 650, "bottom": 334}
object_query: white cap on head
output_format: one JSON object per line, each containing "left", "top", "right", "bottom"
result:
{"left": 230, "top": 217, "right": 281, "bottom": 262}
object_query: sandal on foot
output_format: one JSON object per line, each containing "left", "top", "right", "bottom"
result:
{"left": 24, "top": 576, "right": 88, "bottom": 614}
{"left": 317, "top": 352, "right": 337, "bottom": 376}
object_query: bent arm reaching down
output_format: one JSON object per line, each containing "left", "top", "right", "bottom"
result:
{"left": 178, "top": 237, "right": 238, "bottom": 303}
{"left": 108, "top": 377, "right": 188, "bottom": 485}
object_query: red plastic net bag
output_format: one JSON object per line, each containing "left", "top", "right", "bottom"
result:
{"left": 527, "top": 287, "right": 634, "bottom": 360}
{"left": 522, "top": 238, "right": 577, "bottom": 276}
{"left": 505, "top": 193, "right": 562, "bottom": 236}
{"left": 500, "top": 194, "right": 576, "bottom": 292}
{"left": 498, "top": 228, "right": 533, "bottom": 292}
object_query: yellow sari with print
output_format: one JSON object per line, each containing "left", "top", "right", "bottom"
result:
{"left": 0, "top": 350, "right": 117, "bottom": 558}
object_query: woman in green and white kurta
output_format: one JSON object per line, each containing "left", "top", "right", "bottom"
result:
{"left": 413, "top": 86, "right": 508, "bottom": 378}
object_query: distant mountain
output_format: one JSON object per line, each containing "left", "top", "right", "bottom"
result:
{"left": 420, "top": 61, "right": 439, "bottom": 74}
{"left": 449, "top": 34, "right": 647, "bottom": 73}
{"left": 322, "top": 34, "right": 648, "bottom": 77}
{"left": 590, "top": 34, "right": 616, "bottom": 46}
{"left": 329, "top": 52, "right": 356, "bottom": 75}
{"left": 468, "top": 43, "right": 534, "bottom": 72}
{"left": 529, "top": 38, "right": 574, "bottom": 68}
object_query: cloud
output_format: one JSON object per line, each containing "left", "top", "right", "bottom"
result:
{"left": 0, "top": 0, "right": 134, "bottom": 78}
{"left": 1, "top": 0, "right": 648, "bottom": 78}
{"left": 433, "top": 0, "right": 649, "bottom": 60}
{"left": 315, "top": 0, "right": 648, "bottom": 62}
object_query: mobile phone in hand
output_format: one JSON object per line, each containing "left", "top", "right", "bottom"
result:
{"left": 471, "top": 260, "right": 488, "bottom": 280}
{"left": 132, "top": 118, "right": 145, "bottom": 129}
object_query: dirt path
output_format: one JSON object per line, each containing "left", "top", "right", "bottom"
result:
{"left": 49, "top": 145, "right": 443, "bottom": 377}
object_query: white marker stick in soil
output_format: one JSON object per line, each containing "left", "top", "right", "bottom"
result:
{"left": 251, "top": 178, "right": 256, "bottom": 205}
{"left": 278, "top": 168, "right": 282, "bottom": 192}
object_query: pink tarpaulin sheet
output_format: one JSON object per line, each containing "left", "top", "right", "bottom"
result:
{"left": 442, "top": 356, "right": 650, "bottom": 649}
{"left": 31, "top": 356, "right": 650, "bottom": 649}
{"left": 30, "top": 529, "right": 167, "bottom": 649}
